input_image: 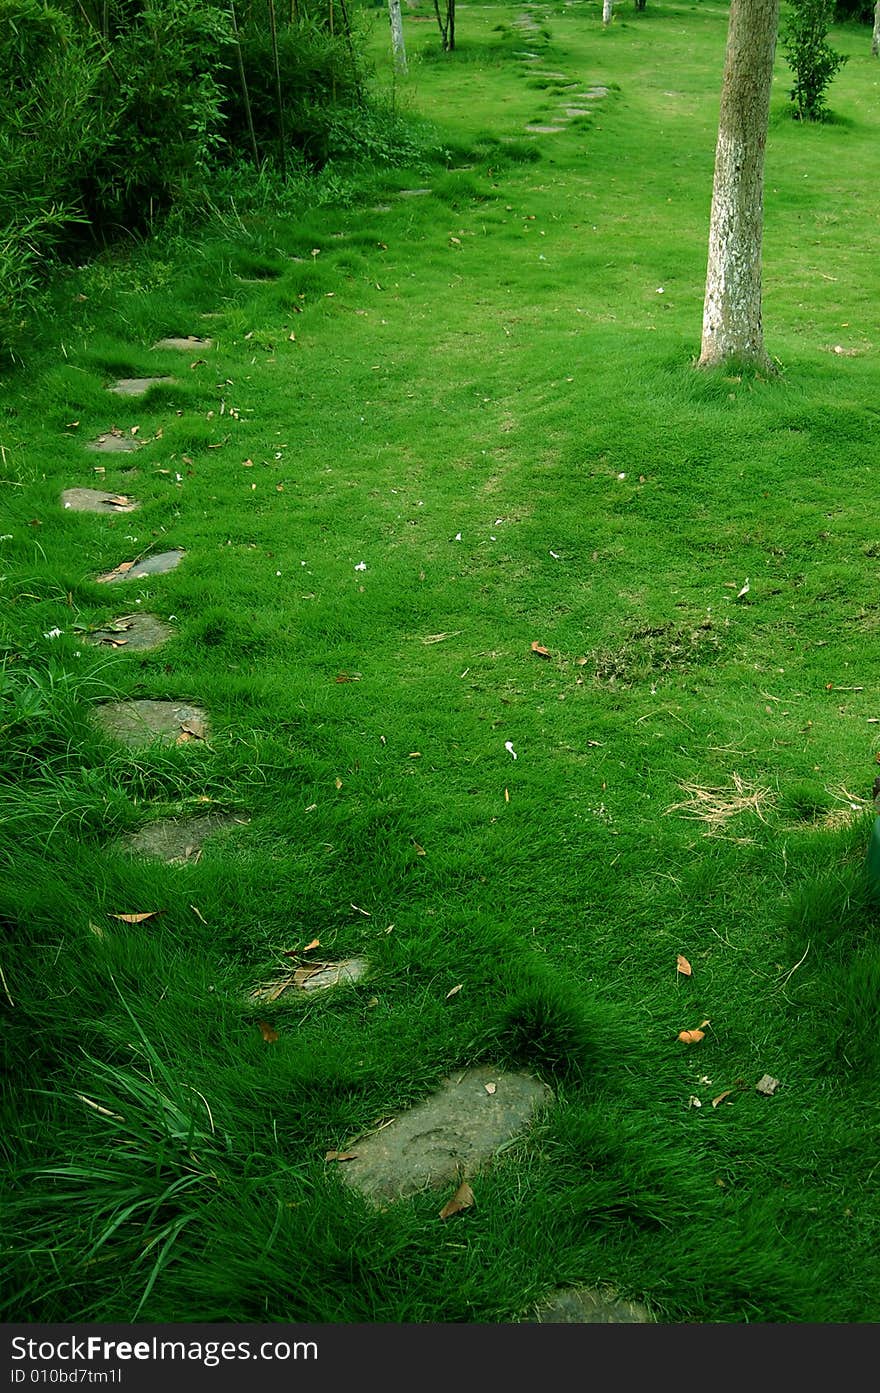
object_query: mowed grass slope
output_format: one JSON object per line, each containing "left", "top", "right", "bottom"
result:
{"left": 2, "top": 2, "right": 879, "bottom": 1323}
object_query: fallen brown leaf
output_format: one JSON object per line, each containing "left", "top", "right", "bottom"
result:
{"left": 678, "top": 1029, "right": 705, "bottom": 1044}
{"left": 530, "top": 641, "right": 552, "bottom": 658}
{"left": 711, "top": 1090, "right": 733, "bottom": 1108}
{"left": 96, "top": 560, "right": 135, "bottom": 584}
{"left": 484, "top": 1082, "right": 497, "bottom": 1095}
{"left": 325, "top": 1150, "right": 358, "bottom": 1162}
{"left": 445, "top": 983, "right": 463, "bottom": 999}
{"left": 439, "top": 1180, "right": 474, "bottom": 1219}
{"left": 303, "top": 938, "right": 320, "bottom": 952}
{"left": 179, "top": 717, "right": 207, "bottom": 740}
{"left": 109, "top": 911, "right": 157, "bottom": 924}
{"left": 258, "top": 1020, "right": 279, "bottom": 1043}
{"left": 676, "top": 954, "right": 693, "bottom": 977}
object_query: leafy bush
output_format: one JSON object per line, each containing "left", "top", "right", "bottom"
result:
{"left": 222, "top": 11, "right": 365, "bottom": 168}
{"left": 81, "top": 0, "right": 232, "bottom": 227}
{"left": 781, "top": 0, "right": 848, "bottom": 120}
{"left": 0, "top": 0, "right": 102, "bottom": 347}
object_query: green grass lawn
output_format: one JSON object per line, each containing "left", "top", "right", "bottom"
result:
{"left": 2, "top": 0, "right": 880, "bottom": 1323}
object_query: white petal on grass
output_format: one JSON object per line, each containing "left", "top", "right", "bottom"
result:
{"left": 504, "top": 741, "right": 518, "bottom": 760}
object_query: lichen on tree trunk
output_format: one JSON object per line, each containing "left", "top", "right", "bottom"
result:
{"left": 388, "top": 0, "right": 407, "bottom": 72}
{"left": 698, "top": 0, "right": 780, "bottom": 370}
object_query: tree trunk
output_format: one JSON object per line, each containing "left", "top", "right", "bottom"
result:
{"left": 872, "top": 0, "right": 879, "bottom": 56}
{"left": 388, "top": 0, "right": 407, "bottom": 72}
{"left": 602, "top": 0, "right": 613, "bottom": 24}
{"left": 698, "top": 0, "right": 779, "bottom": 370}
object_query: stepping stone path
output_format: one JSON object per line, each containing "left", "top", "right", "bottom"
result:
{"left": 530, "top": 1287, "right": 651, "bottom": 1324}
{"left": 96, "top": 549, "right": 185, "bottom": 583}
{"left": 87, "top": 431, "right": 141, "bottom": 454}
{"left": 107, "top": 377, "right": 174, "bottom": 397}
{"left": 82, "top": 612, "right": 175, "bottom": 651}
{"left": 335, "top": 1065, "right": 552, "bottom": 1205}
{"left": 93, "top": 699, "right": 209, "bottom": 750}
{"left": 398, "top": 188, "right": 432, "bottom": 198}
{"left": 61, "top": 488, "right": 138, "bottom": 514}
{"left": 119, "top": 812, "right": 243, "bottom": 864}
{"left": 152, "top": 336, "right": 213, "bottom": 351}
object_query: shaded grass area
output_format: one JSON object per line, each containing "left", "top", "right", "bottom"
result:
{"left": 2, "top": 3, "right": 880, "bottom": 1323}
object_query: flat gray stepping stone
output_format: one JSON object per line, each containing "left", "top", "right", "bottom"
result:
{"left": 107, "top": 377, "right": 175, "bottom": 396}
{"left": 398, "top": 188, "right": 432, "bottom": 198}
{"left": 336, "top": 1065, "right": 552, "bottom": 1205}
{"left": 300, "top": 958, "right": 368, "bottom": 993}
{"left": 86, "top": 432, "right": 141, "bottom": 454}
{"left": 582, "top": 86, "right": 609, "bottom": 97}
{"left": 82, "top": 612, "right": 174, "bottom": 651}
{"left": 96, "top": 549, "right": 185, "bottom": 583}
{"left": 563, "top": 107, "right": 592, "bottom": 117}
{"left": 61, "top": 488, "right": 139, "bottom": 514}
{"left": 530, "top": 1287, "right": 651, "bottom": 1324}
{"left": 152, "top": 335, "right": 213, "bottom": 351}
{"left": 525, "top": 124, "right": 566, "bottom": 133}
{"left": 531, "top": 70, "right": 570, "bottom": 79}
{"left": 120, "top": 812, "right": 241, "bottom": 863}
{"left": 93, "top": 699, "right": 209, "bottom": 749}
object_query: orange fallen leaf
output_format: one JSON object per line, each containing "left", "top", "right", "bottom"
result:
{"left": 109, "top": 911, "right": 157, "bottom": 924}
{"left": 712, "top": 1090, "right": 733, "bottom": 1108}
{"left": 303, "top": 938, "right": 320, "bottom": 952}
{"left": 484, "top": 1082, "right": 497, "bottom": 1095}
{"left": 180, "top": 717, "right": 206, "bottom": 740}
{"left": 678, "top": 1029, "right": 705, "bottom": 1044}
{"left": 530, "top": 641, "right": 552, "bottom": 658}
{"left": 96, "top": 560, "right": 135, "bottom": 584}
{"left": 439, "top": 1180, "right": 475, "bottom": 1219}
{"left": 325, "top": 1150, "right": 358, "bottom": 1162}
{"left": 445, "top": 983, "right": 463, "bottom": 999}
{"left": 676, "top": 954, "right": 693, "bottom": 977}
{"left": 258, "top": 1020, "right": 279, "bottom": 1043}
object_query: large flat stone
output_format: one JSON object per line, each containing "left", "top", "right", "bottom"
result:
{"left": 120, "top": 812, "right": 241, "bottom": 863}
{"left": 61, "top": 488, "right": 139, "bottom": 514}
{"left": 86, "top": 432, "right": 141, "bottom": 454}
{"left": 530, "top": 1287, "right": 651, "bottom": 1324}
{"left": 93, "top": 699, "right": 209, "bottom": 749}
{"left": 107, "top": 377, "right": 175, "bottom": 396}
{"left": 97, "top": 549, "right": 185, "bottom": 583}
{"left": 525, "top": 124, "right": 566, "bottom": 134}
{"left": 82, "top": 613, "right": 175, "bottom": 651}
{"left": 336, "top": 1065, "right": 552, "bottom": 1204}
{"left": 152, "top": 336, "right": 213, "bottom": 351}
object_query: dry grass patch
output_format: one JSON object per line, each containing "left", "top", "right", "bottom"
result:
{"left": 665, "top": 772, "right": 777, "bottom": 837}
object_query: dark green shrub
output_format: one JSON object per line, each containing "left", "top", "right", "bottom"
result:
{"left": 0, "top": 0, "right": 102, "bottom": 347}
{"left": 222, "top": 13, "right": 365, "bottom": 168}
{"left": 82, "top": 0, "right": 232, "bottom": 227}
{"left": 781, "top": 0, "right": 848, "bottom": 121}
